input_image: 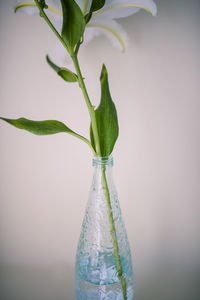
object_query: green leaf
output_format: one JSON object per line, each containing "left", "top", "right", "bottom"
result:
{"left": 85, "top": 12, "right": 92, "bottom": 24}
{"left": 60, "top": 0, "right": 85, "bottom": 54}
{"left": 90, "top": 65, "right": 119, "bottom": 156}
{"left": 85, "top": 0, "right": 105, "bottom": 23}
{"left": 46, "top": 55, "right": 77, "bottom": 82}
{"left": 0, "top": 117, "right": 76, "bottom": 135}
{"left": 90, "top": 0, "right": 105, "bottom": 13}
{"left": 0, "top": 117, "right": 96, "bottom": 153}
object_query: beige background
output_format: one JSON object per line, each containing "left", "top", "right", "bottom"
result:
{"left": 0, "top": 0, "right": 199, "bottom": 299}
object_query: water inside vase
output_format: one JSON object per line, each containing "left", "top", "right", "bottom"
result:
{"left": 75, "top": 252, "right": 134, "bottom": 300}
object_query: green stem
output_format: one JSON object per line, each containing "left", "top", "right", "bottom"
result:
{"left": 33, "top": 0, "right": 99, "bottom": 155}
{"left": 69, "top": 132, "right": 96, "bottom": 155}
{"left": 33, "top": 1, "right": 96, "bottom": 154}
{"left": 71, "top": 54, "right": 101, "bottom": 157}
{"left": 33, "top": 0, "right": 69, "bottom": 52}
{"left": 101, "top": 166, "right": 127, "bottom": 300}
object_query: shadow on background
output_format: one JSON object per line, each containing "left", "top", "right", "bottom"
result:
{"left": 135, "top": 266, "right": 200, "bottom": 300}
{"left": 1, "top": 263, "right": 199, "bottom": 300}
{"left": 0, "top": 263, "right": 75, "bottom": 300}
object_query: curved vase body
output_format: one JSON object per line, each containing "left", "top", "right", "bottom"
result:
{"left": 75, "top": 156, "right": 134, "bottom": 300}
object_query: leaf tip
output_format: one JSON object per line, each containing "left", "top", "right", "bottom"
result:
{"left": 0, "top": 117, "right": 7, "bottom": 122}
{"left": 100, "top": 64, "right": 108, "bottom": 81}
{"left": 46, "top": 54, "right": 50, "bottom": 63}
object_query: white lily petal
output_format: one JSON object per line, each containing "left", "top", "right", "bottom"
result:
{"left": 15, "top": 1, "right": 63, "bottom": 34}
{"left": 75, "top": 0, "right": 92, "bottom": 14}
{"left": 75, "top": 0, "right": 84, "bottom": 11}
{"left": 86, "top": 17, "right": 128, "bottom": 51}
{"left": 14, "top": 0, "right": 62, "bottom": 16}
{"left": 46, "top": 11, "right": 62, "bottom": 34}
{"left": 14, "top": 1, "right": 38, "bottom": 15}
{"left": 46, "top": 0, "right": 62, "bottom": 14}
{"left": 94, "top": 0, "right": 157, "bottom": 19}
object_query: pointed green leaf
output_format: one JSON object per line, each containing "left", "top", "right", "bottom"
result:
{"left": 0, "top": 117, "right": 95, "bottom": 153}
{"left": 85, "top": 0, "right": 105, "bottom": 24}
{"left": 46, "top": 55, "right": 60, "bottom": 72}
{"left": 46, "top": 55, "right": 77, "bottom": 82}
{"left": 90, "top": 0, "right": 105, "bottom": 13}
{"left": 60, "top": 0, "right": 85, "bottom": 54}
{"left": 85, "top": 12, "right": 92, "bottom": 24}
{"left": 90, "top": 65, "right": 119, "bottom": 156}
{"left": 0, "top": 117, "right": 76, "bottom": 135}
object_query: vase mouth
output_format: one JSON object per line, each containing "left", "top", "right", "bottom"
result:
{"left": 92, "top": 155, "right": 113, "bottom": 166}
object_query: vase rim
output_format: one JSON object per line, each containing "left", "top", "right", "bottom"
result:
{"left": 92, "top": 155, "right": 113, "bottom": 166}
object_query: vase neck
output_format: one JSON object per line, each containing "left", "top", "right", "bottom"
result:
{"left": 91, "top": 156, "right": 114, "bottom": 190}
{"left": 92, "top": 155, "right": 113, "bottom": 167}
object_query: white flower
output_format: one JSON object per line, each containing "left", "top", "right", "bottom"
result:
{"left": 15, "top": 0, "right": 157, "bottom": 65}
{"left": 81, "top": 0, "right": 157, "bottom": 50}
{"left": 15, "top": 0, "right": 157, "bottom": 63}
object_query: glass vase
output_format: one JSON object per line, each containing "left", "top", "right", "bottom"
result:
{"left": 75, "top": 156, "right": 134, "bottom": 300}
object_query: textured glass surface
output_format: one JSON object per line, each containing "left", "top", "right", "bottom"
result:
{"left": 75, "top": 156, "right": 134, "bottom": 300}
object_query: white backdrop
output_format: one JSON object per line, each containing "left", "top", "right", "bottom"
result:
{"left": 0, "top": 0, "right": 199, "bottom": 299}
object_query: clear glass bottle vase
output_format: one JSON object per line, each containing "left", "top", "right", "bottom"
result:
{"left": 75, "top": 156, "right": 134, "bottom": 300}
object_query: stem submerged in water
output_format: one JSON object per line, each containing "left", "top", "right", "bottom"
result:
{"left": 101, "top": 166, "right": 127, "bottom": 300}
